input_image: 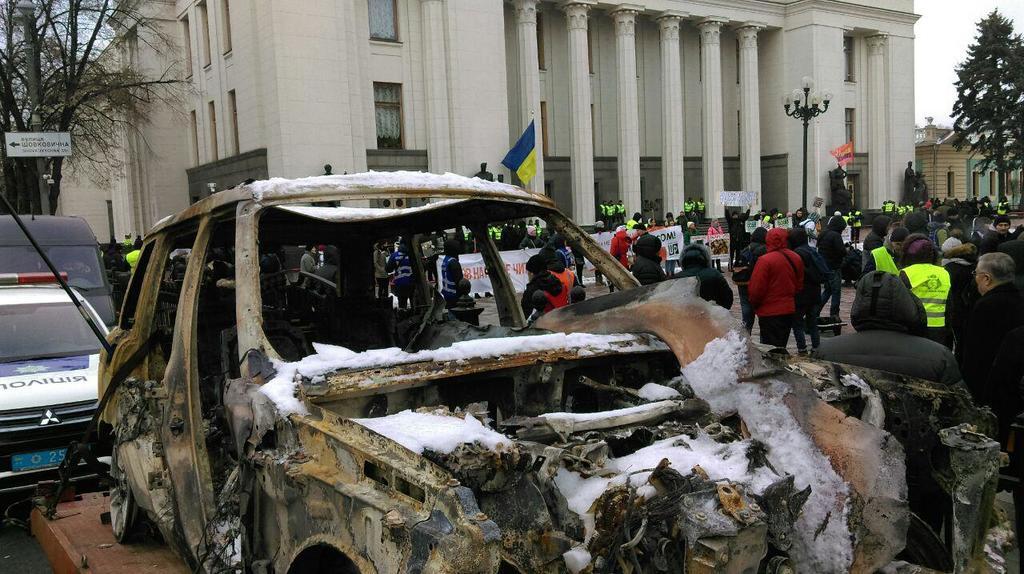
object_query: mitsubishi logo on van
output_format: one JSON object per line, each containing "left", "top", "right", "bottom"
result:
{"left": 39, "top": 410, "right": 61, "bottom": 426}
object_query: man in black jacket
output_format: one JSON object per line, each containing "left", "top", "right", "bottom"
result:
{"left": 817, "top": 214, "right": 847, "bottom": 319}
{"left": 733, "top": 227, "right": 768, "bottom": 333}
{"left": 861, "top": 215, "right": 891, "bottom": 268}
{"left": 814, "top": 271, "right": 962, "bottom": 386}
{"left": 962, "top": 252, "right": 1024, "bottom": 412}
{"left": 789, "top": 227, "right": 824, "bottom": 354}
{"left": 675, "top": 243, "right": 733, "bottom": 309}
{"left": 980, "top": 215, "right": 1015, "bottom": 255}
{"left": 631, "top": 233, "right": 666, "bottom": 286}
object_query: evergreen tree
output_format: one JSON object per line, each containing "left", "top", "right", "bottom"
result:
{"left": 951, "top": 10, "right": 1022, "bottom": 199}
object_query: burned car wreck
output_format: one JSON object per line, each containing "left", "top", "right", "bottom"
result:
{"left": 98, "top": 172, "right": 1011, "bottom": 573}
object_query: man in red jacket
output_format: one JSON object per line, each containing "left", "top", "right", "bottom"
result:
{"left": 749, "top": 227, "right": 805, "bottom": 348}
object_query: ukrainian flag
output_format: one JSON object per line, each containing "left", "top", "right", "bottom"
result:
{"left": 501, "top": 120, "right": 537, "bottom": 185}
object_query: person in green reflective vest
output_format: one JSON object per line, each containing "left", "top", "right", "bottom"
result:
{"left": 848, "top": 209, "right": 863, "bottom": 242}
{"left": 882, "top": 200, "right": 896, "bottom": 214}
{"left": 864, "top": 227, "right": 908, "bottom": 276}
{"left": 996, "top": 197, "right": 1010, "bottom": 216}
{"left": 626, "top": 212, "right": 642, "bottom": 230}
{"left": 684, "top": 199, "right": 696, "bottom": 222}
{"left": 899, "top": 234, "right": 952, "bottom": 347}
{"left": 614, "top": 201, "right": 625, "bottom": 224}
{"left": 695, "top": 199, "right": 706, "bottom": 222}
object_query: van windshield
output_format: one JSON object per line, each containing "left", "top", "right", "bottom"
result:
{"left": 0, "top": 245, "right": 105, "bottom": 289}
{"left": 0, "top": 302, "right": 101, "bottom": 362}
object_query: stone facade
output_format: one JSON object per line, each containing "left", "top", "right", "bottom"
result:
{"left": 59, "top": 0, "right": 919, "bottom": 237}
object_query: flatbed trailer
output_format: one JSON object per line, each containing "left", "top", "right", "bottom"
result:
{"left": 30, "top": 491, "right": 187, "bottom": 574}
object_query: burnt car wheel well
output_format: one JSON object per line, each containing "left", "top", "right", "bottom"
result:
{"left": 286, "top": 544, "right": 360, "bottom": 574}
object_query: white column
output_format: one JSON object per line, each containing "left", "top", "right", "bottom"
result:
{"left": 867, "top": 34, "right": 889, "bottom": 208}
{"left": 563, "top": 0, "right": 596, "bottom": 224}
{"left": 613, "top": 6, "right": 641, "bottom": 218}
{"left": 658, "top": 11, "right": 686, "bottom": 216}
{"left": 514, "top": 0, "right": 544, "bottom": 193}
{"left": 699, "top": 17, "right": 727, "bottom": 218}
{"left": 737, "top": 23, "right": 763, "bottom": 210}
{"left": 422, "top": 0, "right": 452, "bottom": 173}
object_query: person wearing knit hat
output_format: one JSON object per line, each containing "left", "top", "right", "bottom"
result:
{"left": 863, "top": 227, "right": 909, "bottom": 276}
{"left": 943, "top": 232, "right": 980, "bottom": 359}
{"left": 903, "top": 210, "right": 929, "bottom": 235}
{"left": 899, "top": 233, "right": 952, "bottom": 347}
{"left": 980, "top": 214, "right": 1015, "bottom": 255}
{"left": 521, "top": 254, "right": 565, "bottom": 317}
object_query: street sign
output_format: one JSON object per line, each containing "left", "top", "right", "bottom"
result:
{"left": 4, "top": 132, "right": 72, "bottom": 157}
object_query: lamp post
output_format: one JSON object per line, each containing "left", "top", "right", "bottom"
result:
{"left": 783, "top": 76, "right": 831, "bottom": 211}
{"left": 16, "top": 0, "right": 50, "bottom": 215}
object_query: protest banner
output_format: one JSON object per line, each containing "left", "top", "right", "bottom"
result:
{"left": 720, "top": 191, "right": 757, "bottom": 206}
{"left": 445, "top": 248, "right": 540, "bottom": 296}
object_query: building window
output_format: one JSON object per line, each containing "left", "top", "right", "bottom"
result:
{"left": 181, "top": 16, "right": 193, "bottom": 78}
{"left": 369, "top": 0, "right": 398, "bottom": 41}
{"left": 972, "top": 171, "right": 980, "bottom": 197}
{"left": 844, "top": 108, "right": 855, "bottom": 146}
{"left": 537, "top": 11, "right": 545, "bottom": 70}
{"left": 990, "top": 171, "right": 996, "bottom": 196}
{"left": 373, "top": 83, "right": 403, "bottom": 149}
{"left": 198, "top": 2, "right": 211, "bottom": 68}
{"left": 844, "top": 36, "right": 855, "bottom": 82}
{"left": 221, "top": 0, "right": 233, "bottom": 54}
{"left": 540, "top": 101, "right": 549, "bottom": 156}
{"left": 208, "top": 100, "right": 218, "bottom": 161}
{"left": 947, "top": 171, "right": 954, "bottom": 198}
{"left": 189, "top": 110, "right": 199, "bottom": 166}
{"left": 228, "top": 90, "right": 239, "bottom": 155}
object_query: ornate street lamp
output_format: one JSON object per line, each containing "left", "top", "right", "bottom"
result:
{"left": 784, "top": 76, "right": 832, "bottom": 210}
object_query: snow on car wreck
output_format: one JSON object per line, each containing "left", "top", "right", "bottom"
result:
{"left": 98, "top": 172, "right": 1010, "bottom": 574}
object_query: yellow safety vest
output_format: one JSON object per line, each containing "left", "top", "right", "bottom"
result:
{"left": 626, "top": 219, "right": 638, "bottom": 230}
{"left": 871, "top": 246, "right": 899, "bottom": 275}
{"left": 902, "top": 264, "right": 951, "bottom": 328}
{"left": 126, "top": 249, "right": 142, "bottom": 270}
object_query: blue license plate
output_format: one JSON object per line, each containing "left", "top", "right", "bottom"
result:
{"left": 11, "top": 448, "right": 67, "bottom": 472}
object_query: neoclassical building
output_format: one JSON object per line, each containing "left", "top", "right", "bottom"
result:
{"left": 60, "top": 0, "right": 917, "bottom": 237}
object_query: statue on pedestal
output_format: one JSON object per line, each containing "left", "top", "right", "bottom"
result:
{"left": 902, "top": 161, "right": 916, "bottom": 204}
{"left": 829, "top": 164, "right": 852, "bottom": 213}
{"left": 474, "top": 162, "right": 495, "bottom": 182}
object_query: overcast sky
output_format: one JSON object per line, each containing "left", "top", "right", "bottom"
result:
{"left": 915, "top": 0, "right": 1024, "bottom": 127}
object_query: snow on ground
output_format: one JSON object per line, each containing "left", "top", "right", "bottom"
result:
{"left": 680, "top": 330, "right": 854, "bottom": 572}
{"left": 248, "top": 171, "right": 539, "bottom": 202}
{"left": 352, "top": 410, "right": 509, "bottom": 455}
{"left": 259, "top": 334, "right": 666, "bottom": 415}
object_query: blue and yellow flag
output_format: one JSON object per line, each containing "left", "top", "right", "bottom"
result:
{"left": 501, "top": 121, "right": 537, "bottom": 184}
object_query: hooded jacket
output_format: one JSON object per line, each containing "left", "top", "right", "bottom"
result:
{"left": 861, "top": 215, "right": 892, "bottom": 267}
{"left": 814, "top": 272, "right": 961, "bottom": 386}
{"left": 609, "top": 228, "right": 632, "bottom": 268}
{"left": 816, "top": 215, "right": 847, "bottom": 270}
{"left": 733, "top": 227, "right": 768, "bottom": 285}
{"left": 942, "top": 240, "right": 979, "bottom": 345}
{"left": 748, "top": 228, "right": 803, "bottom": 317}
{"left": 631, "top": 233, "right": 667, "bottom": 286}
{"left": 674, "top": 243, "right": 733, "bottom": 309}
{"left": 789, "top": 227, "right": 825, "bottom": 309}
{"left": 904, "top": 211, "right": 929, "bottom": 236}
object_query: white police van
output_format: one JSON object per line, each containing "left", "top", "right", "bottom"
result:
{"left": 0, "top": 272, "right": 110, "bottom": 493}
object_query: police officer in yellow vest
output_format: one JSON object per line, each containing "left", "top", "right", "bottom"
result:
{"left": 848, "top": 209, "right": 862, "bottom": 243}
{"left": 899, "top": 234, "right": 952, "bottom": 347}
{"left": 996, "top": 196, "right": 1010, "bottom": 216}
{"left": 626, "top": 212, "right": 642, "bottom": 230}
{"left": 882, "top": 200, "right": 896, "bottom": 215}
{"left": 864, "top": 227, "right": 908, "bottom": 276}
